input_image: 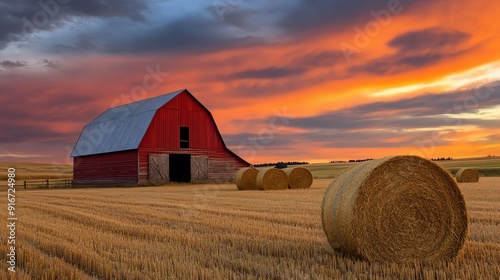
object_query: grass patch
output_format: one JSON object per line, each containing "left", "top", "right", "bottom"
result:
{"left": 301, "top": 156, "right": 500, "bottom": 179}
{"left": 0, "top": 162, "right": 72, "bottom": 180}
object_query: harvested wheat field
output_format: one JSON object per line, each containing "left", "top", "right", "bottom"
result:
{"left": 1, "top": 178, "right": 500, "bottom": 279}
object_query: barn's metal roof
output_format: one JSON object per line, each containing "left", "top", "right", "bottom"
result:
{"left": 71, "top": 90, "right": 184, "bottom": 157}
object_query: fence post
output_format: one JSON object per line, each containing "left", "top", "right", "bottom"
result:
{"left": 24, "top": 181, "right": 26, "bottom": 189}
{"left": 46, "top": 179, "right": 49, "bottom": 188}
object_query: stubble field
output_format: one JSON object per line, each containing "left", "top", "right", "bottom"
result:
{"left": 1, "top": 177, "right": 499, "bottom": 279}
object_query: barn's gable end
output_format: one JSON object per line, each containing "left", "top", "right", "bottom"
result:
{"left": 137, "top": 91, "right": 249, "bottom": 184}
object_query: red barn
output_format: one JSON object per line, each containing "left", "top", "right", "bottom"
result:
{"left": 71, "top": 89, "right": 249, "bottom": 186}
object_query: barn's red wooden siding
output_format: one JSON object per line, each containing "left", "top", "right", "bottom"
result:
{"left": 73, "top": 150, "right": 138, "bottom": 186}
{"left": 73, "top": 90, "right": 248, "bottom": 186}
{"left": 138, "top": 91, "right": 248, "bottom": 184}
{"left": 139, "top": 92, "right": 226, "bottom": 150}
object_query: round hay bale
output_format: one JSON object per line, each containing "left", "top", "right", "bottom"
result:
{"left": 284, "top": 167, "right": 313, "bottom": 189}
{"left": 455, "top": 168, "right": 479, "bottom": 183}
{"left": 321, "top": 155, "right": 468, "bottom": 263}
{"left": 256, "top": 168, "right": 288, "bottom": 190}
{"left": 235, "top": 167, "right": 259, "bottom": 190}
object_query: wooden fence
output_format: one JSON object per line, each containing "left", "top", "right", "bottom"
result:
{"left": 23, "top": 179, "right": 73, "bottom": 189}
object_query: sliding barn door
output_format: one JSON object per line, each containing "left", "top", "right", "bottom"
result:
{"left": 191, "top": 155, "right": 208, "bottom": 181}
{"left": 149, "top": 154, "right": 169, "bottom": 185}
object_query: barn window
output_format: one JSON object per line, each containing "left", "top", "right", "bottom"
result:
{"left": 180, "top": 127, "right": 189, "bottom": 148}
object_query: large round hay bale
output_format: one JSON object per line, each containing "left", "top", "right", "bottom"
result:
{"left": 235, "top": 167, "right": 259, "bottom": 190}
{"left": 455, "top": 168, "right": 479, "bottom": 183}
{"left": 284, "top": 167, "right": 313, "bottom": 189}
{"left": 256, "top": 168, "right": 288, "bottom": 190}
{"left": 321, "top": 155, "right": 468, "bottom": 262}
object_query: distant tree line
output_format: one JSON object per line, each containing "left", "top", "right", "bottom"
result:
{"left": 330, "top": 159, "right": 374, "bottom": 163}
{"left": 348, "top": 158, "right": 374, "bottom": 163}
{"left": 431, "top": 157, "right": 453, "bottom": 161}
{"left": 253, "top": 161, "right": 309, "bottom": 169}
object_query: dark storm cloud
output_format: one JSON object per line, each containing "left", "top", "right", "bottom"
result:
{"left": 292, "top": 50, "right": 347, "bottom": 68}
{"left": 388, "top": 28, "right": 471, "bottom": 53}
{"left": 0, "top": 0, "right": 270, "bottom": 54}
{"left": 359, "top": 52, "right": 452, "bottom": 75}
{"left": 98, "top": 15, "right": 267, "bottom": 54}
{"left": 0, "top": 60, "right": 27, "bottom": 68}
{"left": 232, "top": 67, "right": 305, "bottom": 79}
{"left": 219, "top": 50, "right": 348, "bottom": 97}
{"left": 396, "top": 53, "right": 444, "bottom": 67}
{"left": 0, "top": 0, "right": 424, "bottom": 54}
{"left": 63, "top": 0, "right": 147, "bottom": 20}
{"left": 215, "top": 8, "right": 259, "bottom": 31}
{"left": 228, "top": 50, "right": 346, "bottom": 81}
{"left": 0, "top": 0, "right": 148, "bottom": 49}
{"left": 352, "top": 27, "right": 473, "bottom": 75}
{"left": 128, "top": 0, "right": 422, "bottom": 57}
{"left": 221, "top": 70, "right": 347, "bottom": 99}
{"left": 0, "top": 1, "right": 41, "bottom": 49}
{"left": 278, "top": 0, "right": 420, "bottom": 36}
{"left": 52, "top": 33, "right": 101, "bottom": 53}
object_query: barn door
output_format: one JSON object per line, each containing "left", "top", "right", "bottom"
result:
{"left": 191, "top": 155, "right": 208, "bottom": 181}
{"left": 149, "top": 154, "right": 169, "bottom": 185}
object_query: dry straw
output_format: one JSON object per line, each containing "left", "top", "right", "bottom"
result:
{"left": 321, "top": 155, "right": 468, "bottom": 262}
{"left": 235, "top": 167, "right": 259, "bottom": 190}
{"left": 455, "top": 168, "right": 480, "bottom": 183}
{"left": 284, "top": 167, "right": 313, "bottom": 189}
{"left": 256, "top": 168, "right": 288, "bottom": 190}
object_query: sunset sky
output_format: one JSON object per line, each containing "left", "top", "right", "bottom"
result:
{"left": 1, "top": 0, "right": 500, "bottom": 165}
